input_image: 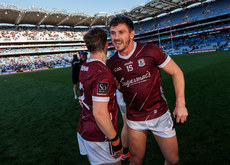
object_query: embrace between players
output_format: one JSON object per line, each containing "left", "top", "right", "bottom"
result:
{"left": 76, "top": 16, "right": 188, "bottom": 165}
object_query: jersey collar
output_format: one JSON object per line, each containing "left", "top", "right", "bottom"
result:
{"left": 86, "top": 58, "right": 106, "bottom": 65}
{"left": 118, "top": 42, "right": 137, "bottom": 59}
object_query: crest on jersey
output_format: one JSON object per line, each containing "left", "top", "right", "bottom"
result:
{"left": 97, "top": 82, "right": 108, "bottom": 95}
{"left": 138, "top": 59, "right": 145, "bottom": 67}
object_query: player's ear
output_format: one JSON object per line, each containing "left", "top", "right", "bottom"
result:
{"left": 130, "top": 30, "right": 135, "bottom": 40}
{"left": 105, "top": 41, "right": 109, "bottom": 50}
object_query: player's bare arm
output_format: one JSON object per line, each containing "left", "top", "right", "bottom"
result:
{"left": 93, "top": 101, "right": 123, "bottom": 158}
{"left": 162, "top": 58, "right": 188, "bottom": 123}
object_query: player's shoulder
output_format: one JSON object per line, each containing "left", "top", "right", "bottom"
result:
{"left": 138, "top": 42, "right": 160, "bottom": 50}
{"left": 90, "top": 61, "right": 114, "bottom": 81}
{"left": 107, "top": 51, "right": 118, "bottom": 63}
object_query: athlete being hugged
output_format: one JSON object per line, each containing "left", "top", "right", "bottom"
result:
{"left": 77, "top": 27, "right": 122, "bottom": 165}
{"left": 107, "top": 16, "right": 188, "bottom": 165}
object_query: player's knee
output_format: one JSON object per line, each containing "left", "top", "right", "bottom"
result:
{"left": 130, "top": 157, "right": 144, "bottom": 165}
{"left": 165, "top": 157, "right": 179, "bottom": 165}
{"left": 130, "top": 153, "right": 144, "bottom": 165}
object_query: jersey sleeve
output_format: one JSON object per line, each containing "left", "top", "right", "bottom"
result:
{"left": 150, "top": 44, "right": 171, "bottom": 68}
{"left": 92, "top": 70, "right": 112, "bottom": 102}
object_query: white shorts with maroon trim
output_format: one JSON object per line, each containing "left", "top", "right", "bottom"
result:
{"left": 77, "top": 133, "right": 121, "bottom": 165}
{"left": 116, "top": 89, "right": 127, "bottom": 115}
{"left": 126, "top": 110, "right": 176, "bottom": 138}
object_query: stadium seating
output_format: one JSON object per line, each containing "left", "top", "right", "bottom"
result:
{"left": 0, "top": 27, "right": 85, "bottom": 42}
{"left": 129, "top": 0, "right": 230, "bottom": 55}
{"left": 0, "top": 53, "right": 72, "bottom": 74}
{"left": 1, "top": 0, "right": 230, "bottom": 74}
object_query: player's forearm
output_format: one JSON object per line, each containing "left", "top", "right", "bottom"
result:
{"left": 172, "top": 69, "right": 186, "bottom": 105}
{"left": 93, "top": 102, "right": 117, "bottom": 140}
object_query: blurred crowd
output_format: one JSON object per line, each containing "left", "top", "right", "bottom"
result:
{"left": 0, "top": 26, "right": 86, "bottom": 41}
{"left": 0, "top": 53, "right": 73, "bottom": 73}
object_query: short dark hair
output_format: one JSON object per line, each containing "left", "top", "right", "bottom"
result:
{"left": 109, "top": 15, "right": 134, "bottom": 32}
{"left": 83, "top": 28, "right": 107, "bottom": 53}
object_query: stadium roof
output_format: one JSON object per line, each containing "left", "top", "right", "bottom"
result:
{"left": 0, "top": 0, "right": 213, "bottom": 27}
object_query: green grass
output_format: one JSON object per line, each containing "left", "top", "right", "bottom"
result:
{"left": 0, "top": 50, "right": 230, "bottom": 165}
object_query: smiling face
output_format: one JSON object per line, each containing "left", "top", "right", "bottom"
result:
{"left": 110, "top": 23, "right": 135, "bottom": 56}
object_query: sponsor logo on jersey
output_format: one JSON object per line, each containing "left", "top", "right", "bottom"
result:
{"left": 97, "top": 82, "right": 108, "bottom": 95}
{"left": 81, "top": 65, "right": 88, "bottom": 71}
{"left": 120, "top": 71, "right": 151, "bottom": 87}
{"left": 114, "top": 67, "right": 122, "bottom": 72}
{"left": 138, "top": 59, "right": 145, "bottom": 67}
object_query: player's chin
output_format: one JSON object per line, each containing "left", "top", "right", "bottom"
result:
{"left": 115, "top": 46, "right": 125, "bottom": 52}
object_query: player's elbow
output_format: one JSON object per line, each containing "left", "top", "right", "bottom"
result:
{"left": 93, "top": 108, "right": 105, "bottom": 121}
{"left": 93, "top": 101, "right": 109, "bottom": 121}
{"left": 172, "top": 67, "right": 184, "bottom": 78}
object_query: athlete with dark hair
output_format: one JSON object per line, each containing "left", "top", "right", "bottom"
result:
{"left": 107, "top": 15, "right": 188, "bottom": 165}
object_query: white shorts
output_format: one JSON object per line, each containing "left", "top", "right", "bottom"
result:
{"left": 116, "top": 89, "right": 127, "bottom": 115}
{"left": 77, "top": 133, "right": 121, "bottom": 165}
{"left": 126, "top": 111, "right": 176, "bottom": 138}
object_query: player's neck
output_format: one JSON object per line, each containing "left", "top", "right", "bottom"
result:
{"left": 119, "top": 41, "right": 135, "bottom": 56}
{"left": 89, "top": 52, "right": 106, "bottom": 63}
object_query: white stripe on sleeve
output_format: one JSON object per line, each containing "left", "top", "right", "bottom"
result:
{"left": 158, "top": 56, "right": 171, "bottom": 68}
{"left": 92, "top": 96, "right": 110, "bottom": 102}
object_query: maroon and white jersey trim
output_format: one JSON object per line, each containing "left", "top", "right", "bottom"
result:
{"left": 158, "top": 56, "right": 171, "bottom": 68}
{"left": 118, "top": 42, "right": 137, "bottom": 59}
{"left": 86, "top": 58, "right": 106, "bottom": 65}
{"left": 92, "top": 96, "right": 110, "bottom": 102}
{"left": 107, "top": 42, "right": 170, "bottom": 121}
{"left": 78, "top": 58, "right": 118, "bottom": 141}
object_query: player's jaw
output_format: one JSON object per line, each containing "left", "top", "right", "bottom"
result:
{"left": 112, "top": 37, "right": 131, "bottom": 53}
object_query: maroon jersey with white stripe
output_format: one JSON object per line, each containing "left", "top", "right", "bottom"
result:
{"left": 107, "top": 42, "right": 170, "bottom": 121}
{"left": 77, "top": 59, "right": 118, "bottom": 142}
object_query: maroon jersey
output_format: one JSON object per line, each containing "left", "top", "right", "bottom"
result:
{"left": 77, "top": 59, "right": 118, "bottom": 142}
{"left": 107, "top": 42, "right": 171, "bottom": 121}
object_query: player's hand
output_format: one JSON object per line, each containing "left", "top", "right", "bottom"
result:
{"left": 78, "top": 96, "right": 83, "bottom": 108}
{"left": 113, "top": 147, "right": 123, "bottom": 159}
{"left": 173, "top": 98, "right": 188, "bottom": 123}
{"left": 110, "top": 134, "right": 123, "bottom": 158}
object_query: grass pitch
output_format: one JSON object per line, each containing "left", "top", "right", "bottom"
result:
{"left": 0, "top": 50, "right": 230, "bottom": 165}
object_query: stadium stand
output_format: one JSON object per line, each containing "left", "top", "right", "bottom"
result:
{"left": 0, "top": 53, "right": 72, "bottom": 74}
{"left": 126, "top": 0, "right": 230, "bottom": 55}
{"left": 0, "top": 0, "right": 230, "bottom": 74}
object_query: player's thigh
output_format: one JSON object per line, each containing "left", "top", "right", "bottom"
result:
{"left": 153, "top": 134, "right": 179, "bottom": 161}
{"left": 127, "top": 126, "right": 148, "bottom": 157}
{"left": 102, "top": 160, "right": 121, "bottom": 165}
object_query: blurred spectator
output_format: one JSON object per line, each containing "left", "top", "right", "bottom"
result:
{"left": 0, "top": 53, "right": 73, "bottom": 73}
